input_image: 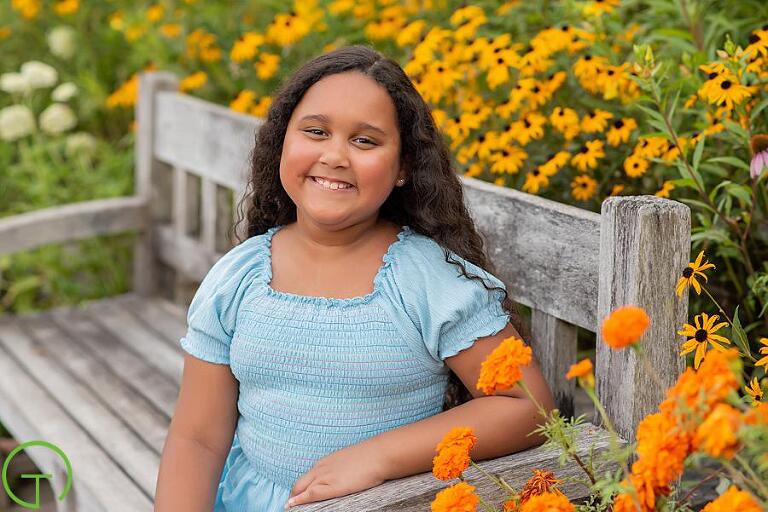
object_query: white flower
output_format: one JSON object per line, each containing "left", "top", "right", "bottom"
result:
{"left": 65, "top": 132, "right": 98, "bottom": 159}
{"left": 0, "top": 73, "right": 32, "bottom": 95}
{"left": 0, "top": 105, "right": 36, "bottom": 141}
{"left": 40, "top": 103, "right": 77, "bottom": 135}
{"left": 20, "top": 60, "right": 58, "bottom": 89}
{"left": 52, "top": 82, "right": 78, "bottom": 102}
{"left": 48, "top": 26, "right": 77, "bottom": 60}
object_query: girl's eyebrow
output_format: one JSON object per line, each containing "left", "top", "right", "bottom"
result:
{"left": 299, "top": 113, "right": 388, "bottom": 137}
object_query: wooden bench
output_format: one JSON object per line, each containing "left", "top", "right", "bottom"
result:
{"left": 0, "top": 71, "right": 691, "bottom": 511}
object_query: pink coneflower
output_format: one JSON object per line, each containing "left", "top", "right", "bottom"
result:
{"left": 751, "top": 134, "right": 768, "bottom": 180}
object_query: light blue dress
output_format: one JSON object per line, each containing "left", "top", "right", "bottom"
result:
{"left": 179, "top": 224, "right": 511, "bottom": 511}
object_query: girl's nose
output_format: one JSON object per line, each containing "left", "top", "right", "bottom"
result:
{"left": 318, "top": 140, "right": 350, "bottom": 168}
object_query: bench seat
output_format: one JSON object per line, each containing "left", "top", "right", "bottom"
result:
{"left": 0, "top": 293, "right": 616, "bottom": 512}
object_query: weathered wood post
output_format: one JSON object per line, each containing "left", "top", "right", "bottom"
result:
{"left": 133, "top": 72, "right": 179, "bottom": 296}
{"left": 596, "top": 195, "right": 690, "bottom": 442}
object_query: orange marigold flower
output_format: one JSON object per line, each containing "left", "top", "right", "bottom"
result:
{"left": 566, "top": 358, "right": 592, "bottom": 379}
{"left": 634, "top": 413, "right": 691, "bottom": 488}
{"left": 435, "top": 426, "right": 477, "bottom": 453}
{"left": 519, "top": 492, "right": 574, "bottom": 512}
{"left": 611, "top": 492, "right": 640, "bottom": 512}
{"left": 519, "top": 470, "right": 563, "bottom": 503}
{"left": 694, "top": 403, "right": 741, "bottom": 459}
{"left": 432, "top": 445, "right": 471, "bottom": 480}
{"left": 701, "top": 485, "right": 762, "bottom": 512}
{"left": 431, "top": 481, "right": 480, "bottom": 512}
{"left": 476, "top": 336, "right": 532, "bottom": 395}
{"left": 744, "top": 402, "right": 768, "bottom": 426}
{"left": 661, "top": 349, "right": 740, "bottom": 425}
{"left": 601, "top": 305, "right": 650, "bottom": 349}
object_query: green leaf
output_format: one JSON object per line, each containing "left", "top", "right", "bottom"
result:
{"left": 667, "top": 87, "right": 682, "bottom": 121}
{"left": 692, "top": 134, "right": 706, "bottom": 172}
{"left": 706, "top": 156, "right": 750, "bottom": 172}
{"left": 635, "top": 104, "right": 667, "bottom": 126}
{"left": 670, "top": 178, "right": 698, "bottom": 189}
{"left": 680, "top": 198, "right": 717, "bottom": 215}
{"left": 750, "top": 96, "right": 768, "bottom": 123}
{"left": 725, "top": 184, "right": 753, "bottom": 207}
{"left": 730, "top": 306, "right": 752, "bottom": 359}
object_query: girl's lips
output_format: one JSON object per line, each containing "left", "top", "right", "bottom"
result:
{"left": 308, "top": 176, "right": 356, "bottom": 192}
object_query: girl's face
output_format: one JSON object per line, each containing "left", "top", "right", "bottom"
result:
{"left": 279, "top": 71, "right": 406, "bottom": 230}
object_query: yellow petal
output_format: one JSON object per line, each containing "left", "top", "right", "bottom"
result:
{"left": 675, "top": 278, "right": 687, "bottom": 297}
{"left": 709, "top": 334, "right": 731, "bottom": 345}
{"left": 678, "top": 325, "right": 697, "bottom": 336}
{"left": 691, "top": 276, "right": 701, "bottom": 295}
{"left": 710, "top": 322, "right": 729, "bottom": 333}
{"left": 692, "top": 250, "right": 704, "bottom": 268}
{"left": 694, "top": 343, "right": 706, "bottom": 369}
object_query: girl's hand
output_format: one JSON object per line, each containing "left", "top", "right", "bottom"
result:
{"left": 285, "top": 439, "right": 389, "bottom": 508}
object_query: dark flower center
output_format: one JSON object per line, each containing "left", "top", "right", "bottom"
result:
{"left": 694, "top": 329, "right": 708, "bottom": 342}
{"left": 614, "top": 119, "right": 624, "bottom": 129}
{"left": 720, "top": 80, "right": 732, "bottom": 90}
{"left": 682, "top": 267, "right": 694, "bottom": 278}
{"left": 580, "top": 146, "right": 588, "bottom": 153}
{"left": 708, "top": 72, "right": 718, "bottom": 80}
{"left": 749, "top": 34, "right": 760, "bottom": 44}
{"left": 532, "top": 169, "right": 540, "bottom": 176}
{"left": 584, "top": 54, "right": 592, "bottom": 61}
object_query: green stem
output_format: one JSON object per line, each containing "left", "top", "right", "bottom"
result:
{"left": 701, "top": 285, "right": 734, "bottom": 325}
{"left": 469, "top": 460, "right": 511, "bottom": 498}
{"left": 584, "top": 386, "right": 632, "bottom": 479}
{"left": 734, "top": 453, "right": 768, "bottom": 500}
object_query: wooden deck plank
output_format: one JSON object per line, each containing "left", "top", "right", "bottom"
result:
{"left": 83, "top": 300, "right": 184, "bottom": 384}
{"left": 0, "top": 319, "right": 161, "bottom": 499}
{"left": 29, "top": 313, "right": 170, "bottom": 454}
{"left": 0, "top": 323, "right": 154, "bottom": 512}
{"left": 48, "top": 307, "right": 180, "bottom": 418}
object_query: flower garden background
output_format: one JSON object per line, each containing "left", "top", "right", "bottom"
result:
{"left": 0, "top": 0, "right": 767, "bottom": 510}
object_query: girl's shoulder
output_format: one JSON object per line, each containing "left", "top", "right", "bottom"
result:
{"left": 393, "top": 229, "right": 505, "bottom": 289}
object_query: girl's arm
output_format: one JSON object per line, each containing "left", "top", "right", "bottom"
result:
{"left": 154, "top": 353, "right": 239, "bottom": 511}
{"left": 375, "top": 322, "right": 557, "bottom": 481}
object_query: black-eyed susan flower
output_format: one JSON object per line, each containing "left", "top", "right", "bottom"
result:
{"left": 623, "top": 153, "right": 649, "bottom": 178}
{"left": 583, "top": 0, "right": 621, "bottom": 16}
{"left": 609, "top": 184, "right": 625, "bottom": 196}
{"left": 490, "top": 146, "right": 528, "bottom": 175}
{"left": 255, "top": 52, "right": 280, "bottom": 80}
{"left": 549, "top": 106, "right": 580, "bottom": 140}
{"left": 571, "top": 175, "right": 598, "bottom": 201}
{"left": 745, "top": 377, "right": 763, "bottom": 405}
{"left": 745, "top": 28, "right": 768, "bottom": 60}
{"left": 634, "top": 136, "right": 667, "bottom": 158}
{"left": 675, "top": 250, "right": 715, "bottom": 296}
{"left": 581, "top": 109, "right": 613, "bottom": 133}
{"left": 571, "top": 139, "right": 605, "bottom": 172}
{"left": 230, "top": 89, "right": 256, "bottom": 113}
{"left": 705, "top": 76, "right": 752, "bottom": 110}
{"left": 750, "top": 134, "right": 768, "bottom": 180}
{"left": 179, "top": 71, "right": 208, "bottom": 92}
{"left": 756, "top": 337, "right": 768, "bottom": 371}
{"left": 511, "top": 111, "right": 546, "bottom": 145}
{"left": 678, "top": 313, "right": 731, "bottom": 369}
{"left": 54, "top": 0, "right": 79, "bottom": 16}
{"left": 539, "top": 151, "right": 571, "bottom": 176}
{"left": 655, "top": 181, "right": 675, "bottom": 198}
{"left": 266, "top": 12, "right": 310, "bottom": 47}
{"left": 522, "top": 168, "right": 549, "bottom": 194}
{"left": 606, "top": 118, "right": 637, "bottom": 146}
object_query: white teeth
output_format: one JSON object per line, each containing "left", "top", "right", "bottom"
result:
{"left": 313, "top": 177, "right": 353, "bottom": 190}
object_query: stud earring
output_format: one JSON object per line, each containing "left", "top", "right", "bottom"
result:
{"left": 397, "top": 178, "right": 405, "bottom": 185}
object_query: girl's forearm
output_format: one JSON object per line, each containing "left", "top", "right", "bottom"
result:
{"left": 154, "top": 434, "right": 227, "bottom": 511}
{"left": 372, "top": 396, "right": 545, "bottom": 481}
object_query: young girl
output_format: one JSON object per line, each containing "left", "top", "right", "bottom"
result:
{"left": 154, "top": 45, "right": 556, "bottom": 512}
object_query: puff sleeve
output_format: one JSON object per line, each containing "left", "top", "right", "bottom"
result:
{"left": 180, "top": 236, "right": 265, "bottom": 364}
{"left": 391, "top": 236, "right": 511, "bottom": 367}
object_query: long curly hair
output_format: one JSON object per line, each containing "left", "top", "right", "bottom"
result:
{"left": 234, "top": 44, "right": 526, "bottom": 411}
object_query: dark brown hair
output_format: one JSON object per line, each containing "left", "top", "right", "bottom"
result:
{"left": 234, "top": 44, "right": 525, "bottom": 410}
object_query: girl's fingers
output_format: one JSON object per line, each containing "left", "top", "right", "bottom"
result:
{"left": 288, "top": 472, "right": 316, "bottom": 499}
{"left": 285, "top": 482, "right": 332, "bottom": 508}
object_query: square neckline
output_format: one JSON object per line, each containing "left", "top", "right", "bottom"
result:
{"left": 262, "top": 223, "right": 412, "bottom": 306}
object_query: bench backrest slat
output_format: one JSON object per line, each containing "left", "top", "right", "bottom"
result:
{"left": 135, "top": 72, "right": 690, "bottom": 442}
